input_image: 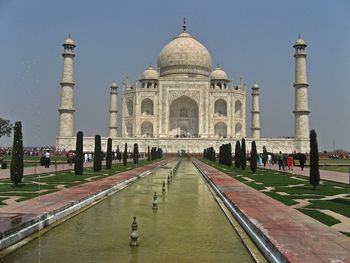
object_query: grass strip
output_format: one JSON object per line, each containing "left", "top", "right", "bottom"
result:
{"left": 297, "top": 208, "right": 341, "bottom": 226}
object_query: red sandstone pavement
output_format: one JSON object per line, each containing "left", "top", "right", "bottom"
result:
{"left": 0, "top": 159, "right": 143, "bottom": 180}
{"left": 0, "top": 159, "right": 169, "bottom": 241}
{"left": 265, "top": 164, "right": 350, "bottom": 184}
{"left": 193, "top": 159, "right": 350, "bottom": 263}
{"left": 0, "top": 162, "right": 94, "bottom": 180}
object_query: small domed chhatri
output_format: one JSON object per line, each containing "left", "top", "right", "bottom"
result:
{"left": 141, "top": 66, "right": 159, "bottom": 80}
{"left": 210, "top": 67, "right": 229, "bottom": 81}
{"left": 111, "top": 80, "right": 118, "bottom": 88}
{"left": 294, "top": 35, "right": 307, "bottom": 48}
{"left": 63, "top": 35, "right": 75, "bottom": 46}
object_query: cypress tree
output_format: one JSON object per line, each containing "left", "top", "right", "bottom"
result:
{"left": 93, "top": 135, "right": 102, "bottom": 172}
{"left": 219, "top": 145, "right": 223, "bottom": 164}
{"left": 241, "top": 138, "right": 246, "bottom": 170}
{"left": 227, "top": 143, "right": 232, "bottom": 166}
{"left": 106, "top": 138, "right": 112, "bottom": 169}
{"left": 309, "top": 129, "right": 320, "bottom": 190}
{"left": 147, "top": 146, "right": 150, "bottom": 161}
{"left": 250, "top": 141, "right": 258, "bottom": 173}
{"left": 10, "top": 121, "right": 23, "bottom": 186}
{"left": 133, "top": 143, "right": 139, "bottom": 164}
{"left": 123, "top": 143, "right": 128, "bottom": 165}
{"left": 74, "top": 131, "right": 84, "bottom": 175}
{"left": 234, "top": 141, "right": 241, "bottom": 168}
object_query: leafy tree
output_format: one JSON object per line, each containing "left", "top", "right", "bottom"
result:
{"left": 309, "top": 129, "right": 320, "bottom": 190}
{"left": 123, "top": 143, "right": 128, "bottom": 165}
{"left": 241, "top": 138, "right": 246, "bottom": 170}
{"left": 74, "top": 131, "right": 84, "bottom": 175}
{"left": 133, "top": 143, "right": 139, "bottom": 164}
{"left": 93, "top": 135, "right": 102, "bottom": 172}
{"left": 0, "top": 118, "right": 12, "bottom": 138}
{"left": 250, "top": 141, "right": 257, "bottom": 173}
{"left": 234, "top": 141, "right": 241, "bottom": 168}
{"left": 10, "top": 122, "right": 23, "bottom": 186}
{"left": 106, "top": 138, "right": 112, "bottom": 169}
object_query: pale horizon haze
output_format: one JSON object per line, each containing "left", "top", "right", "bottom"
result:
{"left": 0, "top": 0, "right": 349, "bottom": 151}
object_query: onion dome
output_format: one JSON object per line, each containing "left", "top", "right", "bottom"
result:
{"left": 140, "top": 66, "right": 159, "bottom": 80}
{"left": 157, "top": 31, "right": 212, "bottom": 77}
{"left": 210, "top": 67, "right": 229, "bottom": 81}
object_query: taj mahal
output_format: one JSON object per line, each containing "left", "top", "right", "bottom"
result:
{"left": 56, "top": 21, "right": 310, "bottom": 154}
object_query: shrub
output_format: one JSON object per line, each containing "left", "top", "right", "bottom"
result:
{"left": 74, "top": 131, "right": 84, "bottom": 175}
{"left": 10, "top": 122, "right": 23, "bottom": 186}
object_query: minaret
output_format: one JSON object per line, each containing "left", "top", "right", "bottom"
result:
{"left": 251, "top": 82, "right": 261, "bottom": 139}
{"left": 293, "top": 36, "right": 310, "bottom": 139}
{"left": 109, "top": 81, "right": 118, "bottom": 138}
{"left": 58, "top": 35, "right": 76, "bottom": 137}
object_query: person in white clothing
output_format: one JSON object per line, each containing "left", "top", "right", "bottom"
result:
{"left": 267, "top": 154, "right": 272, "bottom": 168}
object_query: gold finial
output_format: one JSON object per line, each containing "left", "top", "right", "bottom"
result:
{"left": 183, "top": 17, "right": 186, "bottom": 32}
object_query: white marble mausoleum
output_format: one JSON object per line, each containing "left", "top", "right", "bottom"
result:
{"left": 56, "top": 23, "right": 310, "bottom": 154}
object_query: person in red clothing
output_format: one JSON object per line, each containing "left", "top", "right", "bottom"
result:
{"left": 287, "top": 154, "right": 294, "bottom": 170}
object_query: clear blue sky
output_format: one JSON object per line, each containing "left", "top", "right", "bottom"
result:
{"left": 0, "top": 0, "right": 349, "bottom": 151}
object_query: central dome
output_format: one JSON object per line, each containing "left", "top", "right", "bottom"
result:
{"left": 157, "top": 31, "right": 212, "bottom": 77}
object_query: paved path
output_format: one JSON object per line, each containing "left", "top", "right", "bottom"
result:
{"left": 0, "top": 160, "right": 138, "bottom": 180}
{"left": 0, "top": 159, "right": 169, "bottom": 245}
{"left": 193, "top": 159, "right": 350, "bottom": 263}
{"left": 264, "top": 164, "right": 350, "bottom": 184}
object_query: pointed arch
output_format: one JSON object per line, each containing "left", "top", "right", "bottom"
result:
{"left": 141, "top": 98, "right": 154, "bottom": 115}
{"left": 214, "top": 99, "right": 227, "bottom": 116}
{"left": 214, "top": 122, "right": 227, "bottom": 138}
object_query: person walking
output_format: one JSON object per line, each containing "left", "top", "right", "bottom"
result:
{"left": 44, "top": 150, "right": 51, "bottom": 168}
{"left": 267, "top": 154, "right": 272, "bottom": 168}
{"left": 287, "top": 154, "right": 294, "bottom": 170}
{"left": 277, "top": 152, "right": 283, "bottom": 170}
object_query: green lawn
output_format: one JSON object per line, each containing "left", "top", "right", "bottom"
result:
{"left": 320, "top": 166, "right": 349, "bottom": 173}
{"left": 296, "top": 208, "right": 341, "bottom": 226}
{"left": 0, "top": 159, "right": 158, "bottom": 205}
{"left": 308, "top": 159, "right": 350, "bottom": 165}
{"left": 201, "top": 159, "right": 350, "bottom": 233}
